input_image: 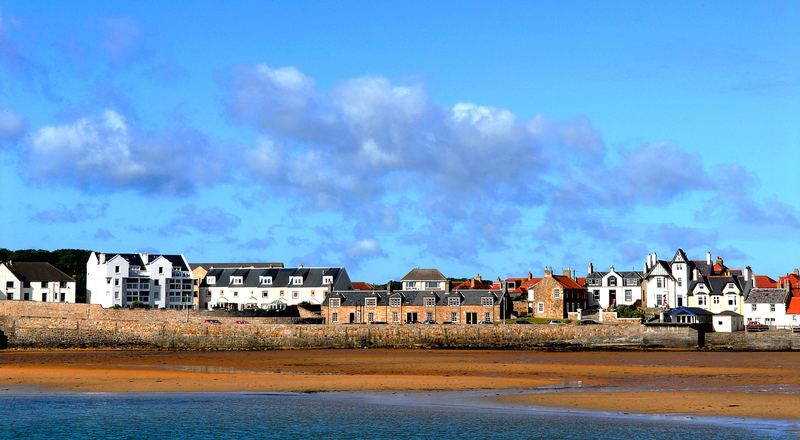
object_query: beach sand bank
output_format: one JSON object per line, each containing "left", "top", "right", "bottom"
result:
{"left": 1, "top": 350, "right": 799, "bottom": 419}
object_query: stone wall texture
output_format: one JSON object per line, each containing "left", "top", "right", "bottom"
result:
{"left": 0, "top": 301, "right": 797, "bottom": 350}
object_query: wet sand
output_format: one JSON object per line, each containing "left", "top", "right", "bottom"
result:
{"left": 1, "top": 350, "right": 799, "bottom": 419}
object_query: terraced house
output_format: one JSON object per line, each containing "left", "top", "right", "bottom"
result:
{"left": 529, "top": 267, "right": 588, "bottom": 319}
{"left": 0, "top": 261, "right": 76, "bottom": 303}
{"left": 86, "top": 252, "right": 195, "bottom": 309}
{"left": 322, "top": 287, "right": 511, "bottom": 324}
{"left": 584, "top": 263, "right": 643, "bottom": 310}
{"left": 202, "top": 266, "right": 351, "bottom": 310}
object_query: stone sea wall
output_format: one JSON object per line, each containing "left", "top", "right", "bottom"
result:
{"left": 0, "top": 301, "right": 797, "bottom": 350}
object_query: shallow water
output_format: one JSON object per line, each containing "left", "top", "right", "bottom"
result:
{"left": 0, "top": 390, "right": 796, "bottom": 439}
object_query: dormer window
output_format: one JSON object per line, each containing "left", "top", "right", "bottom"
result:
{"left": 507, "top": 281, "right": 516, "bottom": 289}
{"left": 206, "top": 276, "right": 216, "bottom": 285}
{"left": 329, "top": 298, "right": 340, "bottom": 307}
{"left": 291, "top": 276, "right": 303, "bottom": 285}
{"left": 322, "top": 275, "right": 333, "bottom": 285}
{"left": 481, "top": 297, "right": 494, "bottom": 307}
{"left": 423, "top": 297, "right": 436, "bottom": 307}
{"left": 389, "top": 297, "right": 401, "bottom": 307}
{"left": 607, "top": 277, "right": 617, "bottom": 287}
{"left": 365, "top": 298, "right": 377, "bottom": 307}
{"left": 260, "top": 276, "right": 272, "bottom": 285}
{"left": 231, "top": 276, "right": 243, "bottom": 285}
{"left": 448, "top": 297, "right": 460, "bottom": 307}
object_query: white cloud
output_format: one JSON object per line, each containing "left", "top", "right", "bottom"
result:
{"left": 25, "top": 109, "right": 222, "bottom": 194}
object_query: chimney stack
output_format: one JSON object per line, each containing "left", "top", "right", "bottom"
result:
{"left": 652, "top": 252, "right": 657, "bottom": 266}
{"left": 544, "top": 266, "right": 553, "bottom": 278}
{"left": 527, "top": 271, "right": 533, "bottom": 280}
{"left": 99, "top": 253, "right": 106, "bottom": 264}
{"left": 706, "top": 251, "right": 712, "bottom": 265}
{"left": 794, "top": 268, "right": 799, "bottom": 277}
{"left": 744, "top": 266, "right": 752, "bottom": 282}
{"left": 387, "top": 279, "right": 393, "bottom": 294}
{"left": 141, "top": 252, "right": 149, "bottom": 263}
{"left": 562, "top": 268, "right": 572, "bottom": 278}
{"left": 693, "top": 267, "right": 700, "bottom": 281}
{"left": 588, "top": 262, "right": 594, "bottom": 274}
{"left": 476, "top": 273, "right": 482, "bottom": 282}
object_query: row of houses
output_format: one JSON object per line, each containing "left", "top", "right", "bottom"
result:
{"left": 1, "top": 248, "right": 799, "bottom": 328}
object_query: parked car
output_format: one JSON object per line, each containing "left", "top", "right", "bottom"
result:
{"left": 514, "top": 319, "right": 531, "bottom": 325}
{"left": 233, "top": 320, "right": 249, "bottom": 324}
{"left": 548, "top": 320, "right": 564, "bottom": 325}
{"left": 478, "top": 320, "right": 493, "bottom": 325}
{"left": 746, "top": 322, "right": 769, "bottom": 332}
{"left": 579, "top": 319, "right": 601, "bottom": 325}
{"left": 203, "top": 319, "right": 222, "bottom": 325}
{"left": 421, "top": 319, "right": 437, "bottom": 325}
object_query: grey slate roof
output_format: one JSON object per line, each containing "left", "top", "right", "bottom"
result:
{"left": 401, "top": 268, "right": 447, "bottom": 281}
{"left": 326, "top": 289, "right": 506, "bottom": 307}
{"left": 744, "top": 288, "right": 789, "bottom": 304}
{"left": 202, "top": 267, "right": 351, "bottom": 290}
{"left": 3, "top": 262, "right": 75, "bottom": 282}
{"left": 687, "top": 276, "right": 744, "bottom": 296}
{"left": 104, "top": 253, "right": 188, "bottom": 270}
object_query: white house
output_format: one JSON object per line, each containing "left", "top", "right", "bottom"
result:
{"left": 86, "top": 252, "right": 194, "bottom": 309}
{"left": 0, "top": 261, "right": 76, "bottom": 303}
{"left": 744, "top": 286, "right": 794, "bottom": 328}
{"left": 401, "top": 268, "right": 448, "bottom": 291}
{"left": 643, "top": 249, "right": 735, "bottom": 309}
{"left": 203, "top": 266, "right": 352, "bottom": 310}
{"left": 584, "top": 263, "right": 643, "bottom": 310}
{"left": 712, "top": 311, "right": 745, "bottom": 332}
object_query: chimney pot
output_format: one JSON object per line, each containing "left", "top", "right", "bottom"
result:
{"left": 706, "top": 251, "right": 712, "bottom": 265}
{"left": 794, "top": 268, "right": 799, "bottom": 276}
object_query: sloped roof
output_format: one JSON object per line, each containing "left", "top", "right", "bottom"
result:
{"left": 787, "top": 297, "right": 800, "bottom": 314}
{"left": 190, "top": 262, "right": 284, "bottom": 270}
{"left": 203, "top": 267, "right": 348, "bottom": 289}
{"left": 401, "top": 268, "right": 446, "bottom": 281}
{"left": 3, "top": 262, "right": 74, "bottom": 282}
{"left": 745, "top": 288, "right": 789, "bottom": 304}
{"left": 754, "top": 275, "right": 778, "bottom": 288}
{"left": 351, "top": 282, "right": 375, "bottom": 291}
{"left": 327, "top": 289, "right": 505, "bottom": 307}
{"left": 552, "top": 275, "right": 586, "bottom": 290}
{"left": 669, "top": 307, "right": 713, "bottom": 316}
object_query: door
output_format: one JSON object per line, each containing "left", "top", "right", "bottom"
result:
{"left": 609, "top": 290, "right": 616, "bottom": 308}
{"left": 406, "top": 312, "right": 418, "bottom": 323}
{"left": 677, "top": 296, "right": 683, "bottom": 307}
{"left": 466, "top": 312, "right": 478, "bottom": 324}
{"left": 349, "top": 313, "right": 355, "bottom": 323}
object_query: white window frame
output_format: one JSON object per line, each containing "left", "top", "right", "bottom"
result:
{"left": 481, "top": 297, "right": 494, "bottom": 307}
{"left": 206, "top": 276, "right": 216, "bottom": 285}
{"left": 553, "top": 289, "right": 561, "bottom": 299}
{"left": 322, "top": 275, "right": 333, "bottom": 285}
{"left": 448, "top": 297, "right": 460, "bottom": 307}
{"left": 260, "top": 276, "right": 272, "bottom": 285}
{"left": 329, "top": 298, "right": 341, "bottom": 307}
{"left": 392, "top": 311, "right": 399, "bottom": 323}
{"left": 389, "top": 297, "right": 401, "bottom": 307}
{"left": 423, "top": 297, "right": 436, "bottom": 307}
{"left": 291, "top": 276, "right": 303, "bottom": 285}
{"left": 624, "top": 290, "right": 632, "bottom": 302}
{"left": 538, "top": 302, "right": 544, "bottom": 313}
{"left": 331, "top": 312, "right": 339, "bottom": 323}
{"left": 231, "top": 276, "right": 243, "bottom": 285}
{"left": 365, "top": 297, "right": 377, "bottom": 307}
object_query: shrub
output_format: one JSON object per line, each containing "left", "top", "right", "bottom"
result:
{"left": 615, "top": 304, "right": 645, "bottom": 319}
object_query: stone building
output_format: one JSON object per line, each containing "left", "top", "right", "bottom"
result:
{"left": 529, "top": 267, "right": 588, "bottom": 319}
{"left": 322, "top": 288, "right": 511, "bottom": 325}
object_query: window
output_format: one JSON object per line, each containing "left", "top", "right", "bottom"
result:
{"left": 697, "top": 296, "right": 706, "bottom": 306}
{"left": 770, "top": 304, "right": 776, "bottom": 312}
{"left": 405, "top": 281, "right": 416, "bottom": 289}
{"left": 607, "top": 277, "right": 617, "bottom": 287}
{"left": 115, "top": 266, "right": 120, "bottom": 273}
{"left": 5, "top": 281, "right": 13, "bottom": 288}
{"left": 450, "top": 311, "right": 458, "bottom": 323}
{"left": 292, "top": 291, "right": 299, "bottom": 299}
{"left": 728, "top": 296, "right": 737, "bottom": 306}
{"left": 656, "top": 294, "right": 663, "bottom": 306}
{"left": 624, "top": 278, "right": 638, "bottom": 286}
{"left": 232, "top": 276, "right": 243, "bottom": 285}
{"left": 481, "top": 297, "right": 493, "bottom": 307}
{"left": 677, "top": 277, "right": 682, "bottom": 287}
{"left": 159, "top": 267, "right": 163, "bottom": 274}
{"left": 507, "top": 281, "right": 516, "bottom": 289}
{"left": 553, "top": 289, "right": 561, "bottom": 299}
{"left": 484, "top": 312, "right": 491, "bottom": 322}
{"left": 713, "top": 296, "right": 720, "bottom": 305}
{"left": 392, "top": 311, "right": 399, "bottom": 323}
{"left": 260, "top": 276, "right": 272, "bottom": 285}
{"left": 262, "top": 291, "right": 268, "bottom": 298}
{"left": 291, "top": 276, "right": 303, "bottom": 285}
{"left": 423, "top": 297, "right": 436, "bottom": 307}
{"left": 426, "top": 312, "right": 433, "bottom": 321}
{"left": 329, "top": 298, "right": 340, "bottom": 307}
{"left": 233, "top": 290, "right": 238, "bottom": 297}
{"left": 311, "top": 291, "right": 316, "bottom": 297}
{"left": 389, "top": 297, "right": 401, "bottom": 307}
{"left": 538, "top": 302, "right": 544, "bottom": 313}
{"left": 656, "top": 278, "right": 663, "bottom": 288}
{"left": 368, "top": 312, "right": 374, "bottom": 323}
{"left": 425, "top": 281, "right": 439, "bottom": 289}
{"left": 593, "top": 290, "right": 600, "bottom": 301}
{"left": 114, "top": 291, "right": 120, "bottom": 299}
{"left": 751, "top": 303, "right": 757, "bottom": 312}
{"left": 115, "top": 279, "right": 119, "bottom": 286}
{"left": 332, "top": 312, "right": 339, "bottom": 323}
{"left": 322, "top": 275, "right": 333, "bottom": 285}
{"left": 154, "top": 292, "right": 160, "bottom": 300}
{"left": 40, "top": 281, "right": 49, "bottom": 288}
{"left": 676, "top": 264, "right": 683, "bottom": 271}
{"left": 365, "top": 297, "right": 377, "bottom": 307}
{"left": 448, "top": 297, "right": 460, "bottom": 306}
{"left": 624, "top": 290, "right": 632, "bottom": 302}
{"left": 727, "top": 283, "right": 734, "bottom": 289}
{"left": 206, "top": 276, "right": 216, "bottom": 284}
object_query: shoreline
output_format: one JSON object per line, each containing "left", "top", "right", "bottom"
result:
{"left": 2, "top": 349, "right": 799, "bottom": 421}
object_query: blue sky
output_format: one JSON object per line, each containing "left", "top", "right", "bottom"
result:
{"left": 1, "top": 1, "right": 799, "bottom": 282}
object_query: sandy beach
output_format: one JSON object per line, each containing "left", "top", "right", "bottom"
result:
{"left": 1, "top": 350, "right": 799, "bottom": 419}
